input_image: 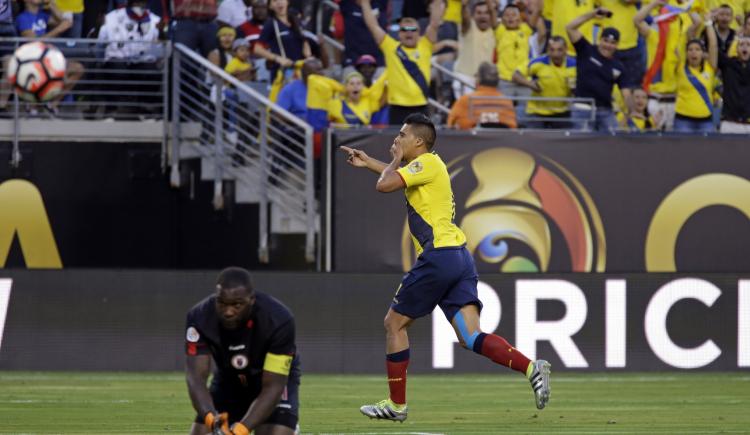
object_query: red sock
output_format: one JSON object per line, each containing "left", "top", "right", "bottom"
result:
{"left": 473, "top": 333, "right": 531, "bottom": 375}
{"left": 386, "top": 349, "right": 409, "bottom": 405}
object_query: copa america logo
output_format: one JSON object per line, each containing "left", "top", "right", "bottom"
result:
{"left": 401, "top": 147, "right": 606, "bottom": 272}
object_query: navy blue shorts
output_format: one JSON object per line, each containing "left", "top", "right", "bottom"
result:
{"left": 391, "top": 246, "right": 482, "bottom": 322}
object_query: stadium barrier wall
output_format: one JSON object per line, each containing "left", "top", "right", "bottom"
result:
{"left": 329, "top": 130, "right": 750, "bottom": 273}
{"left": 0, "top": 270, "right": 748, "bottom": 372}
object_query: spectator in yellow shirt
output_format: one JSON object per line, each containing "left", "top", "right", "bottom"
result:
{"left": 361, "top": 0, "right": 444, "bottom": 125}
{"left": 514, "top": 36, "right": 577, "bottom": 129}
{"left": 225, "top": 38, "right": 255, "bottom": 82}
{"left": 674, "top": 15, "right": 719, "bottom": 132}
{"left": 495, "top": 3, "right": 545, "bottom": 126}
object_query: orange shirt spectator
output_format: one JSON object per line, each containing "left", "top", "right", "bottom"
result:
{"left": 447, "top": 62, "right": 517, "bottom": 129}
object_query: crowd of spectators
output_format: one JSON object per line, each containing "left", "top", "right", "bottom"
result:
{"left": 0, "top": 0, "right": 748, "bottom": 133}
{"left": 193, "top": 0, "right": 750, "bottom": 134}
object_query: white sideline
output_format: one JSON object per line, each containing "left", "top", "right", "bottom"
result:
{"left": 0, "top": 278, "right": 12, "bottom": 353}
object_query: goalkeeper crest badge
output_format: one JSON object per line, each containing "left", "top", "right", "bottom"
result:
{"left": 186, "top": 326, "right": 200, "bottom": 343}
{"left": 408, "top": 161, "right": 423, "bottom": 174}
{"left": 231, "top": 354, "right": 249, "bottom": 369}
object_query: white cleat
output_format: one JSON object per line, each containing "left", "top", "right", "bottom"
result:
{"left": 529, "top": 359, "right": 551, "bottom": 409}
{"left": 360, "top": 399, "right": 408, "bottom": 422}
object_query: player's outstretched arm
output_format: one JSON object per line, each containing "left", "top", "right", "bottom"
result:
{"left": 186, "top": 353, "right": 227, "bottom": 433}
{"left": 340, "top": 145, "right": 388, "bottom": 174}
{"left": 230, "top": 371, "right": 289, "bottom": 434}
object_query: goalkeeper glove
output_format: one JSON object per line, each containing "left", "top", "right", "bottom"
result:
{"left": 230, "top": 422, "right": 250, "bottom": 435}
{"left": 204, "top": 412, "right": 231, "bottom": 435}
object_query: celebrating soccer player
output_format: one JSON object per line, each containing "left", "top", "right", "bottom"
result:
{"left": 184, "top": 267, "right": 300, "bottom": 435}
{"left": 340, "top": 113, "right": 551, "bottom": 422}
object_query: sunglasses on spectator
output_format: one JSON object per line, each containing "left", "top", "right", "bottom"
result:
{"left": 400, "top": 26, "right": 419, "bottom": 32}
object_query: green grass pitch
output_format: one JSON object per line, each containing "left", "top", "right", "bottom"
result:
{"left": 0, "top": 372, "right": 748, "bottom": 434}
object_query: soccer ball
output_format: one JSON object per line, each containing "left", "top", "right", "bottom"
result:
{"left": 7, "top": 42, "right": 67, "bottom": 102}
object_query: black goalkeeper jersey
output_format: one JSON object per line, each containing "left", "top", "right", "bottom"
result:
{"left": 185, "top": 292, "right": 300, "bottom": 394}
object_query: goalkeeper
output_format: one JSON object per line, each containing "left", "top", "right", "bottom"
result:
{"left": 185, "top": 267, "right": 300, "bottom": 435}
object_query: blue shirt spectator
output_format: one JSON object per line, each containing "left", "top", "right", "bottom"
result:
{"left": 276, "top": 79, "right": 307, "bottom": 119}
{"left": 340, "top": 0, "right": 387, "bottom": 68}
{"left": 16, "top": 10, "right": 50, "bottom": 36}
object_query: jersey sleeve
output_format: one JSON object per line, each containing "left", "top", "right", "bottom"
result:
{"left": 185, "top": 310, "right": 211, "bottom": 356}
{"left": 263, "top": 318, "right": 296, "bottom": 376}
{"left": 396, "top": 154, "right": 438, "bottom": 187}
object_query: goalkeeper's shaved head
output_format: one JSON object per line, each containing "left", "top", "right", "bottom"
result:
{"left": 216, "top": 266, "right": 254, "bottom": 294}
{"left": 404, "top": 113, "right": 436, "bottom": 150}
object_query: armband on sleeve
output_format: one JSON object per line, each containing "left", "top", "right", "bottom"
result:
{"left": 263, "top": 352, "right": 293, "bottom": 376}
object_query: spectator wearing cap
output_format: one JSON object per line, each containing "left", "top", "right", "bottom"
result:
{"left": 226, "top": 37, "right": 255, "bottom": 82}
{"left": 361, "top": 0, "right": 444, "bottom": 125}
{"left": 567, "top": 9, "right": 631, "bottom": 131}
{"left": 453, "top": 0, "right": 497, "bottom": 99}
{"left": 718, "top": 36, "right": 750, "bottom": 133}
{"left": 447, "top": 61, "right": 517, "bottom": 129}
{"left": 514, "top": 36, "right": 577, "bottom": 129}
{"left": 599, "top": 0, "right": 643, "bottom": 90}
{"left": 172, "top": 0, "right": 219, "bottom": 57}
{"left": 496, "top": 3, "right": 545, "bottom": 125}
{"left": 340, "top": 0, "right": 388, "bottom": 74}
{"left": 217, "top": 0, "right": 252, "bottom": 28}
{"left": 355, "top": 54, "right": 378, "bottom": 87}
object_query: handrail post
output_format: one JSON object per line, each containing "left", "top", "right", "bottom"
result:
{"left": 170, "top": 46, "right": 182, "bottom": 187}
{"left": 212, "top": 74, "right": 224, "bottom": 210}
{"left": 161, "top": 41, "right": 171, "bottom": 172}
{"left": 258, "top": 113, "right": 269, "bottom": 263}
{"left": 304, "top": 127, "right": 315, "bottom": 263}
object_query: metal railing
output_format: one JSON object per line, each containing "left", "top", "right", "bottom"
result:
{"left": 0, "top": 37, "right": 170, "bottom": 167}
{"left": 170, "top": 43, "right": 316, "bottom": 263}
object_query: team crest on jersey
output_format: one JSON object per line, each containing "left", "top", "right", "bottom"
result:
{"left": 408, "top": 161, "right": 423, "bottom": 174}
{"left": 231, "top": 354, "right": 249, "bottom": 369}
{"left": 186, "top": 326, "right": 200, "bottom": 342}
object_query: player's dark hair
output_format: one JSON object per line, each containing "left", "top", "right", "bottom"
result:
{"left": 718, "top": 4, "right": 732, "bottom": 9}
{"left": 216, "top": 267, "right": 254, "bottom": 293}
{"left": 502, "top": 4, "right": 520, "bottom": 13}
{"left": 404, "top": 113, "right": 436, "bottom": 150}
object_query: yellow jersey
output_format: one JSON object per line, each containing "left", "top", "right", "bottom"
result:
{"left": 599, "top": 0, "right": 639, "bottom": 49}
{"left": 617, "top": 112, "right": 656, "bottom": 131}
{"left": 643, "top": 24, "right": 681, "bottom": 94}
{"left": 328, "top": 98, "right": 374, "bottom": 126}
{"left": 396, "top": 152, "right": 466, "bottom": 255}
{"left": 443, "top": 0, "right": 463, "bottom": 24}
{"left": 550, "top": 0, "right": 597, "bottom": 53}
{"left": 675, "top": 61, "right": 716, "bottom": 118}
{"left": 225, "top": 57, "right": 252, "bottom": 75}
{"left": 495, "top": 23, "right": 534, "bottom": 80}
{"left": 526, "top": 55, "right": 577, "bottom": 115}
{"left": 380, "top": 35, "right": 433, "bottom": 107}
{"left": 55, "top": 0, "right": 84, "bottom": 13}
